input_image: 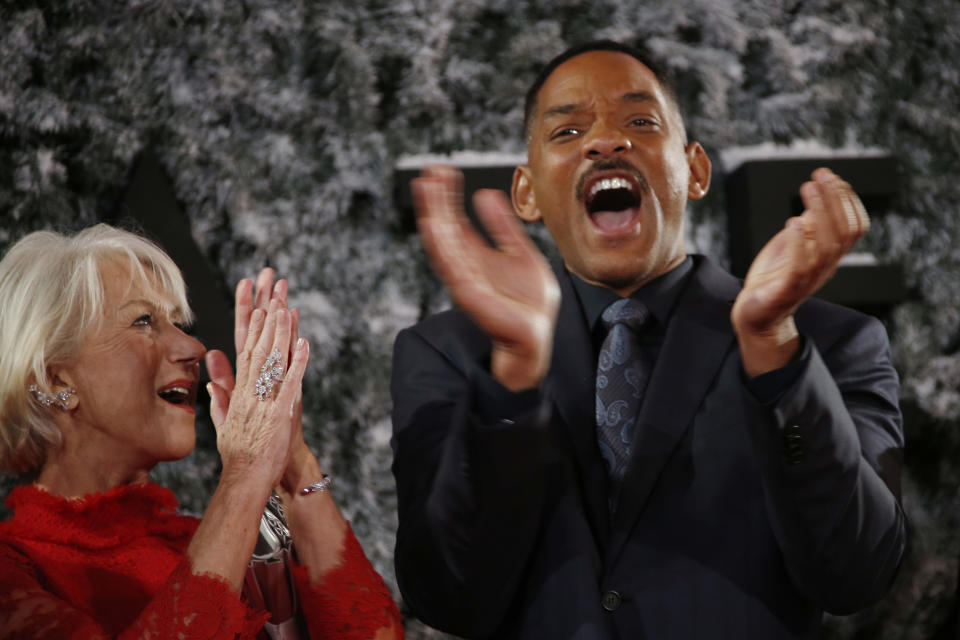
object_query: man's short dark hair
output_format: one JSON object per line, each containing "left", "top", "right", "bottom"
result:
{"left": 523, "top": 40, "right": 679, "bottom": 141}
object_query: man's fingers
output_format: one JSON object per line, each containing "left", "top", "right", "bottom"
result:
{"left": 413, "top": 166, "right": 490, "bottom": 289}
{"left": 412, "top": 166, "right": 460, "bottom": 222}
{"left": 798, "top": 179, "right": 844, "bottom": 268}
{"left": 735, "top": 169, "right": 872, "bottom": 344}
{"left": 414, "top": 166, "right": 488, "bottom": 252}
{"left": 808, "top": 169, "right": 869, "bottom": 255}
{"left": 414, "top": 164, "right": 466, "bottom": 220}
{"left": 784, "top": 217, "right": 820, "bottom": 284}
{"left": 430, "top": 164, "right": 465, "bottom": 218}
{"left": 473, "top": 189, "right": 537, "bottom": 255}
{"left": 814, "top": 170, "right": 852, "bottom": 250}
{"left": 413, "top": 181, "right": 461, "bottom": 282}
{"left": 830, "top": 174, "right": 870, "bottom": 240}
{"left": 737, "top": 218, "right": 809, "bottom": 330}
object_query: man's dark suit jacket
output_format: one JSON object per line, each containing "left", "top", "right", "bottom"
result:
{"left": 391, "top": 255, "right": 905, "bottom": 639}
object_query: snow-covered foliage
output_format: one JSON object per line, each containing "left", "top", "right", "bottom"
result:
{"left": 1, "top": 1, "right": 958, "bottom": 637}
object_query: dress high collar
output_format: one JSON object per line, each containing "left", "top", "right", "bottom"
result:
{"left": 3, "top": 482, "right": 194, "bottom": 549}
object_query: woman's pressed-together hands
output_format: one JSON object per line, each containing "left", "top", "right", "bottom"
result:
{"left": 203, "top": 268, "right": 404, "bottom": 639}
{"left": 205, "top": 268, "right": 311, "bottom": 494}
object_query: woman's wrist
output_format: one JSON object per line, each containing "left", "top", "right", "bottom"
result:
{"left": 217, "top": 462, "right": 276, "bottom": 508}
{"left": 277, "top": 445, "right": 323, "bottom": 499}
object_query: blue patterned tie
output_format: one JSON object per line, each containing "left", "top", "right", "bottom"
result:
{"left": 596, "top": 298, "right": 650, "bottom": 510}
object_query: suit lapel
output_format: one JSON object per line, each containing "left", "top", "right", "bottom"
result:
{"left": 605, "top": 257, "right": 741, "bottom": 564}
{"left": 546, "top": 264, "right": 610, "bottom": 545}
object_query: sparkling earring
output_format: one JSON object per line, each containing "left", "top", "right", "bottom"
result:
{"left": 29, "top": 384, "right": 77, "bottom": 411}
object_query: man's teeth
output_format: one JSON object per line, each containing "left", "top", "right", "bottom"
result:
{"left": 589, "top": 177, "right": 633, "bottom": 199}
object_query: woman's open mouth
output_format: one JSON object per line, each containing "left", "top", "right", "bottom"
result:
{"left": 157, "top": 381, "right": 197, "bottom": 412}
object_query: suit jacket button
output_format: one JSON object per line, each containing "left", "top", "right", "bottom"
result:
{"left": 783, "top": 426, "right": 805, "bottom": 464}
{"left": 602, "top": 590, "right": 621, "bottom": 611}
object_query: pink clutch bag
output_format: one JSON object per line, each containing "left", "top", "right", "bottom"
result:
{"left": 244, "top": 495, "right": 309, "bottom": 640}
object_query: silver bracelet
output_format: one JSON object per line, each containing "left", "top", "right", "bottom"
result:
{"left": 299, "top": 474, "right": 333, "bottom": 496}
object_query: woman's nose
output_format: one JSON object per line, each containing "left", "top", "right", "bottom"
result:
{"left": 169, "top": 327, "right": 206, "bottom": 365}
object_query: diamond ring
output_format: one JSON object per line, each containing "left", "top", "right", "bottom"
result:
{"left": 255, "top": 349, "right": 285, "bottom": 401}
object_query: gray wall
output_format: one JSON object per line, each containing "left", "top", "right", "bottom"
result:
{"left": 1, "top": 1, "right": 958, "bottom": 637}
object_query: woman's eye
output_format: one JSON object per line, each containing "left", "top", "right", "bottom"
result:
{"left": 630, "top": 118, "right": 655, "bottom": 127}
{"left": 133, "top": 314, "right": 152, "bottom": 327}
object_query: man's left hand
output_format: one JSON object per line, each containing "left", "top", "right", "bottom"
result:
{"left": 731, "top": 168, "right": 870, "bottom": 377}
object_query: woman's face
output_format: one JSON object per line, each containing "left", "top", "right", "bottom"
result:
{"left": 56, "top": 258, "right": 205, "bottom": 472}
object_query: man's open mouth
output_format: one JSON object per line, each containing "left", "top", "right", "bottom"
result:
{"left": 583, "top": 174, "right": 643, "bottom": 232}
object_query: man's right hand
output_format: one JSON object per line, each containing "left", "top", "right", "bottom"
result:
{"left": 412, "top": 165, "right": 560, "bottom": 391}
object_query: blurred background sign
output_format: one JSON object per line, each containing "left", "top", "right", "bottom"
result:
{"left": 724, "top": 155, "right": 906, "bottom": 315}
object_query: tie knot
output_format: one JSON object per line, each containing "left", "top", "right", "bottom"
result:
{"left": 601, "top": 298, "right": 649, "bottom": 333}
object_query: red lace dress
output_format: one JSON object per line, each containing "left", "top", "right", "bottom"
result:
{"left": 0, "top": 482, "right": 402, "bottom": 639}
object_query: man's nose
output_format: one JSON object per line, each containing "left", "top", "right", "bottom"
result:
{"left": 585, "top": 123, "right": 632, "bottom": 159}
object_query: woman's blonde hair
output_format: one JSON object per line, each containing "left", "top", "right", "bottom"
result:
{"left": 0, "top": 223, "right": 194, "bottom": 475}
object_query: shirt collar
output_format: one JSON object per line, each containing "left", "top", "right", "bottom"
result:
{"left": 569, "top": 256, "right": 694, "bottom": 332}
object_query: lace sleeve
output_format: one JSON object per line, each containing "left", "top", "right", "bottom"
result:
{"left": 0, "top": 546, "right": 107, "bottom": 640}
{"left": 0, "top": 546, "right": 268, "bottom": 640}
{"left": 292, "top": 524, "right": 403, "bottom": 640}
{"left": 122, "top": 556, "right": 269, "bottom": 639}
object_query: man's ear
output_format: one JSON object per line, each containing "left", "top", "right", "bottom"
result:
{"left": 685, "top": 142, "right": 711, "bottom": 201}
{"left": 512, "top": 165, "right": 542, "bottom": 222}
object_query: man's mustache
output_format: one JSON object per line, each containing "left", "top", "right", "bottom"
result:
{"left": 575, "top": 159, "right": 650, "bottom": 203}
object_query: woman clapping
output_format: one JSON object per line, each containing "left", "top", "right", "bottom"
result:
{"left": 0, "top": 224, "right": 402, "bottom": 639}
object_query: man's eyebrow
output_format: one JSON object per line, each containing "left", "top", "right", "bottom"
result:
{"left": 542, "top": 91, "right": 660, "bottom": 120}
{"left": 542, "top": 103, "right": 584, "bottom": 120}
{"left": 620, "top": 91, "right": 658, "bottom": 104}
